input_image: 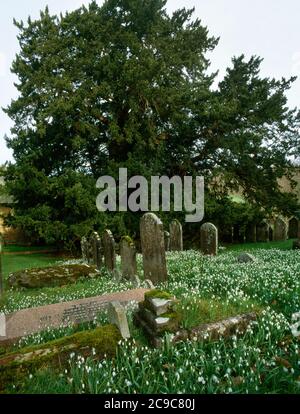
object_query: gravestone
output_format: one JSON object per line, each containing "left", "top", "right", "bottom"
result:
{"left": 245, "top": 223, "right": 256, "bottom": 243}
{"left": 288, "top": 218, "right": 299, "bottom": 239}
{"left": 274, "top": 217, "right": 287, "bottom": 241}
{"left": 237, "top": 253, "right": 256, "bottom": 263}
{"left": 0, "top": 288, "right": 148, "bottom": 345}
{"left": 256, "top": 221, "right": 269, "bottom": 242}
{"left": 102, "top": 230, "right": 116, "bottom": 272}
{"left": 120, "top": 237, "right": 137, "bottom": 280}
{"left": 164, "top": 231, "right": 170, "bottom": 251}
{"left": 108, "top": 301, "right": 130, "bottom": 339}
{"left": 90, "top": 232, "right": 102, "bottom": 270}
{"left": 140, "top": 213, "right": 168, "bottom": 284}
{"left": 200, "top": 223, "right": 218, "bottom": 256}
{"left": 169, "top": 220, "right": 183, "bottom": 251}
{"left": 134, "top": 290, "right": 179, "bottom": 347}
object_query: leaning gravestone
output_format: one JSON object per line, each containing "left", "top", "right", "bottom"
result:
{"left": 288, "top": 217, "right": 299, "bottom": 239}
{"left": 0, "top": 288, "right": 148, "bottom": 345}
{"left": 102, "top": 230, "right": 116, "bottom": 272}
{"left": 256, "top": 221, "right": 269, "bottom": 242}
{"left": 108, "top": 301, "right": 130, "bottom": 339}
{"left": 120, "top": 237, "right": 137, "bottom": 280}
{"left": 274, "top": 217, "right": 287, "bottom": 241}
{"left": 200, "top": 223, "right": 218, "bottom": 256}
{"left": 169, "top": 219, "right": 183, "bottom": 251}
{"left": 140, "top": 213, "right": 168, "bottom": 284}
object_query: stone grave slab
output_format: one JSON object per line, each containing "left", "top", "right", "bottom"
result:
{"left": 0, "top": 288, "right": 148, "bottom": 345}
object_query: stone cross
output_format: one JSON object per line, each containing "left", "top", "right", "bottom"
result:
{"left": 120, "top": 237, "right": 137, "bottom": 280}
{"left": 169, "top": 219, "right": 183, "bottom": 251}
{"left": 200, "top": 222, "right": 218, "bottom": 255}
{"left": 140, "top": 213, "right": 168, "bottom": 284}
{"left": 102, "top": 229, "right": 116, "bottom": 272}
{"left": 274, "top": 217, "right": 287, "bottom": 241}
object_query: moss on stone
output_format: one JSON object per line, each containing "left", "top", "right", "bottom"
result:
{"left": 8, "top": 264, "right": 101, "bottom": 289}
{"left": 144, "top": 289, "right": 174, "bottom": 300}
{"left": 121, "top": 236, "right": 134, "bottom": 246}
{"left": 0, "top": 324, "right": 121, "bottom": 393}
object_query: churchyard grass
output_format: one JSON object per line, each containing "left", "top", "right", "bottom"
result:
{"left": 2, "top": 252, "right": 67, "bottom": 278}
{"left": 1, "top": 242, "right": 300, "bottom": 393}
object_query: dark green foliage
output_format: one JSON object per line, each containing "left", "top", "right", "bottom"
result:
{"left": 3, "top": 0, "right": 300, "bottom": 246}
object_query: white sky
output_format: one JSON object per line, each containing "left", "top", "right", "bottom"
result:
{"left": 1, "top": 0, "right": 300, "bottom": 164}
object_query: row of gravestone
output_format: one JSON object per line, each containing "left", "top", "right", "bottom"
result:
{"left": 81, "top": 217, "right": 184, "bottom": 285}
{"left": 80, "top": 216, "right": 218, "bottom": 285}
{"left": 247, "top": 217, "right": 299, "bottom": 243}
{"left": 219, "top": 217, "right": 300, "bottom": 244}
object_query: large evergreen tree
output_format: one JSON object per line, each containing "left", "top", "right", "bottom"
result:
{"left": 3, "top": 0, "right": 300, "bottom": 245}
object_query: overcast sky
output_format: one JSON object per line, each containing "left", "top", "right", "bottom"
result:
{"left": 1, "top": 0, "right": 300, "bottom": 164}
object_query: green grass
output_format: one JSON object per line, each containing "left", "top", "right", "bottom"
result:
{"left": 3, "top": 245, "right": 57, "bottom": 253}
{"left": 2, "top": 253, "right": 66, "bottom": 279}
{"left": 176, "top": 297, "right": 261, "bottom": 330}
{"left": 224, "top": 239, "right": 295, "bottom": 251}
{"left": 1, "top": 245, "right": 300, "bottom": 394}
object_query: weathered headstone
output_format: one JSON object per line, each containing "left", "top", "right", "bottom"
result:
{"left": 237, "top": 253, "right": 256, "bottom": 263}
{"left": 200, "top": 223, "right": 218, "bottom": 256}
{"left": 90, "top": 232, "right": 102, "bottom": 270}
{"left": 108, "top": 301, "right": 130, "bottom": 339}
{"left": 288, "top": 217, "right": 299, "bottom": 239}
{"left": 134, "top": 290, "right": 179, "bottom": 347}
{"left": 120, "top": 237, "right": 137, "bottom": 280}
{"left": 102, "top": 230, "right": 116, "bottom": 272}
{"left": 140, "top": 213, "right": 168, "bottom": 284}
{"left": 164, "top": 231, "right": 170, "bottom": 251}
{"left": 274, "top": 217, "right": 287, "bottom": 241}
{"left": 256, "top": 221, "right": 269, "bottom": 242}
{"left": 169, "top": 219, "right": 183, "bottom": 251}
